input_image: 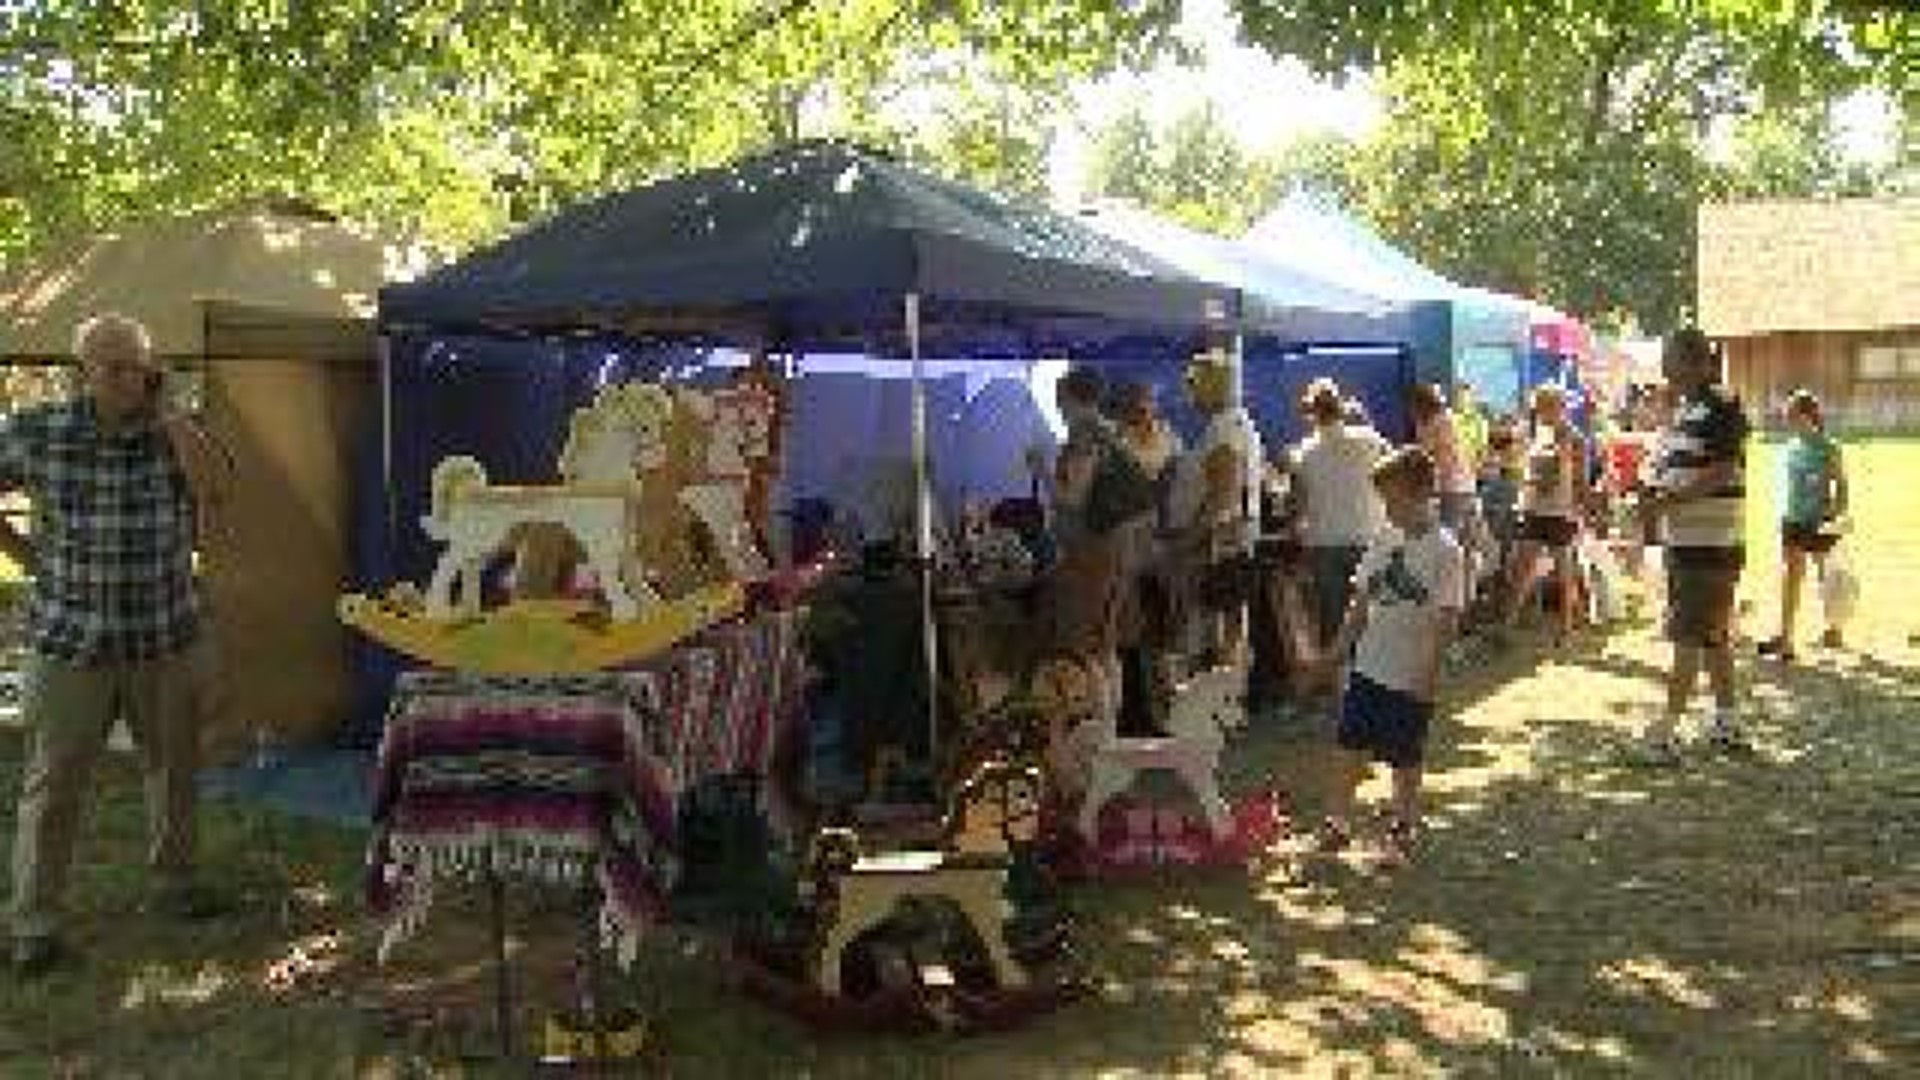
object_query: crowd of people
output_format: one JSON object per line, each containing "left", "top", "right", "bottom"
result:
{"left": 1030, "top": 327, "right": 1855, "bottom": 863}
{"left": 0, "top": 310, "right": 1859, "bottom": 977}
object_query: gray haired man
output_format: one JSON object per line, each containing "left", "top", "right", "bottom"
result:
{"left": 2, "top": 313, "right": 232, "bottom": 976}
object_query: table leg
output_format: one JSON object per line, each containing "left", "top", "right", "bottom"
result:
{"left": 489, "top": 865, "right": 514, "bottom": 1059}
{"left": 581, "top": 878, "right": 611, "bottom": 1064}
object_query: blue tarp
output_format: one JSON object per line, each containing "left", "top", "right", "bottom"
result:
{"left": 1073, "top": 202, "right": 1422, "bottom": 447}
{"left": 352, "top": 143, "right": 1246, "bottom": 745}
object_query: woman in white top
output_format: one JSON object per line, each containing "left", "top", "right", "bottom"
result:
{"left": 1290, "top": 377, "right": 1389, "bottom": 648}
{"left": 1503, "top": 384, "right": 1587, "bottom": 643}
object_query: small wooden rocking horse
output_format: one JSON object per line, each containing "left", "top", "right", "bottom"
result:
{"left": 1031, "top": 657, "right": 1241, "bottom": 845}
{"left": 805, "top": 761, "right": 1041, "bottom": 997}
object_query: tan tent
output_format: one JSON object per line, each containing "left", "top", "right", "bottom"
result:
{"left": 0, "top": 200, "right": 397, "bottom": 757}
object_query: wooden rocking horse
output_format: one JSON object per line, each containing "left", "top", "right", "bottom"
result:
{"left": 419, "top": 382, "right": 676, "bottom": 621}
{"left": 676, "top": 381, "right": 779, "bottom": 580}
{"left": 806, "top": 761, "right": 1042, "bottom": 997}
{"left": 1065, "top": 662, "right": 1243, "bottom": 844}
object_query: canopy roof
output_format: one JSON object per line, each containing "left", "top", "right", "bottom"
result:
{"left": 1075, "top": 200, "right": 1415, "bottom": 346}
{"left": 1243, "top": 192, "right": 1535, "bottom": 324}
{"left": 0, "top": 200, "right": 390, "bottom": 361}
{"left": 381, "top": 140, "right": 1233, "bottom": 352}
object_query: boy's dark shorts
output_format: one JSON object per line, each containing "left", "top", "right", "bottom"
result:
{"left": 1780, "top": 521, "right": 1839, "bottom": 556}
{"left": 1517, "top": 513, "right": 1579, "bottom": 548}
{"left": 1666, "top": 547, "right": 1743, "bottom": 647}
{"left": 1337, "top": 673, "right": 1433, "bottom": 769}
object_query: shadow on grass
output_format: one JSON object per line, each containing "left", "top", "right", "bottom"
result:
{"left": 0, "top": 623, "right": 1915, "bottom": 1077}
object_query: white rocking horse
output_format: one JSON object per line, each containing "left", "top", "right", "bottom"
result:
{"left": 675, "top": 382, "right": 777, "bottom": 579}
{"left": 1074, "top": 664, "right": 1242, "bottom": 844}
{"left": 420, "top": 382, "right": 676, "bottom": 621}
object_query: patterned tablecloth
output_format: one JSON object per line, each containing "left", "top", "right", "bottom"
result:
{"left": 366, "top": 610, "right": 805, "bottom": 966}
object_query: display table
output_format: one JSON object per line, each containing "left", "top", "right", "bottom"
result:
{"left": 366, "top": 609, "right": 807, "bottom": 967}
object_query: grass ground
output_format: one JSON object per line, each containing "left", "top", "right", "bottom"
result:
{"left": 0, "top": 441, "right": 1915, "bottom": 1078}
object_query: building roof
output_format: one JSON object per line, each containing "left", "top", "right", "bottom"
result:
{"left": 1698, "top": 197, "right": 1920, "bottom": 337}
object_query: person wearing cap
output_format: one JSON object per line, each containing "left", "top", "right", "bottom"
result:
{"left": 1, "top": 313, "right": 233, "bottom": 977}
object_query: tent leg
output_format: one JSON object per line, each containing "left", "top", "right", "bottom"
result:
{"left": 379, "top": 336, "right": 396, "bottom": 559}
{"left": 905, "top": 293, "right": 938, "bottom": 772}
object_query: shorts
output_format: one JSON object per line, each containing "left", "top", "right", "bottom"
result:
{"left": 1781, "top": 521, "right": 1839, "bottom": 556}
{"left": 1337, "top": 673, "right": 1433, "bottom": 769}
{"left": 1665, "top": 549, "right": 1743, "bottom": 647}
{"left": 1517, "top": 514, "right": 1578, "bottom": 548}
{"left": 1437, "top": 492, "right": 1479, "bottom": 532}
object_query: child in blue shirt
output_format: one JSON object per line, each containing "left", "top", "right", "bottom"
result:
{"left": 1758, "top": 389, "right": 1849, "bottom": 661}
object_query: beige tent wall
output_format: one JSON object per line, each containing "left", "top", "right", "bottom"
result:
{"left": 199, "top": 357, "right": 374, "bottom": 758}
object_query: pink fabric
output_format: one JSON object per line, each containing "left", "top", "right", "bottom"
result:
{"left": 367, "top": 611, "right": 805, "bottom": 954}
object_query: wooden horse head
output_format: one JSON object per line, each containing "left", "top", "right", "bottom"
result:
{"left": 1029, "top": 656, "right": 1102, "bottom": 728}
{"left": 945, "top": 760, "right": 1043, "bottom": 857}
{"left": 712, "top": 382, "right": 779, "bottom": 469}
{"left": 558, "top": 381, "right": 676, "bottom": 484}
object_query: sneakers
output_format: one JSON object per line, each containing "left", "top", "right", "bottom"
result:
{"left": 1631, "top": 735, "right": 1683, "bottom": 767}
{"left": 10, "top": 934, "right": 72, "bottom": 979}
{"left": 1311, "top": 820, "right": 1353, "bottom": 854}
{"left": 1706, "top": 723, "right": 1753, "bottom": 756}
{"left": 1756, "top": 637, "right": 1797, "bottom": 662}
{"left": 1381, "top": 819, "right": 1421, "bottom": 866}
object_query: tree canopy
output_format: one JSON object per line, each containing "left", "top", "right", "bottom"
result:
{"left": 1206, "top": 0, "right": 1917, "bottom": 331}
{"left": 1, "top": 0, "right": 1182, "bottom": 265}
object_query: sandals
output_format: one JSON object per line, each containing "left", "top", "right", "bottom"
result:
{"left": 1382, "top": 819, "right": 1421, "bottom": 866}
{"left": 1311, "top": 820, "right": 1353, "bottom": 854}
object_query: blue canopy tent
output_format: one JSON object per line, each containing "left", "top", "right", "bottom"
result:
{"left": 1077, "top": 201, "right": 1419, "bottom": 446}
{"left": 1242, "top": 192, "right": 1535, "bottom": 411}
{"left": 361, "top": 139, "right": 1235, "bottom": 749}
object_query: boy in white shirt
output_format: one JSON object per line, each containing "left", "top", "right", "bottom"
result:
{"left": 1312, "top": 446, "right": 1466, "bottom": 862}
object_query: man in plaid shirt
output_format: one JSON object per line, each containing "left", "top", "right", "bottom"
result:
{"left": 2, "top": 313, "right": 232, "bottom": 977}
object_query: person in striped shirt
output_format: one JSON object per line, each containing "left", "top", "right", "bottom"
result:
{"left": 1640, "top": 328, "right": 1751, "bottom": 758}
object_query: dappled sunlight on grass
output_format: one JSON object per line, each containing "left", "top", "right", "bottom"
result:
{"left": 260, "top": 930, "right": 347, "bottom": 995}
{"left": 2, "top": 439, "right": 1916, "bottom": 1076}
{"left": 1595, "top": 955, "right": 1720, "bottom": 1010}
{"left": 120, "top": 960, "right": 235, "bottom": 1010}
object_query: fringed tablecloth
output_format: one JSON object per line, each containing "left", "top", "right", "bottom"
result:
{"left": 367, "top": 610, "right": 805, "bottom": 966}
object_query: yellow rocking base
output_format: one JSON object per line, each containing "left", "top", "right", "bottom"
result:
{"left": 337, "top": 584, "right": 745, "bottom": 674}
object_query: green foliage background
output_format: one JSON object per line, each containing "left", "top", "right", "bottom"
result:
{"left": 3, "top": 2, "right": 1915, "bottom": 337}
{"left": 1085, "top": 0, "right": 1916, "bottom": 333}
{"left": 0, "top": 0, "right": 1183, "bottom": 264}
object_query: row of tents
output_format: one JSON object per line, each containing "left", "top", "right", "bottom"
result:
{"left": 0, "top": 139, "right": 1597, "bottom": 753}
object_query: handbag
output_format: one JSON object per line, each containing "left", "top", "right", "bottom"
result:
{"left": 1819, "top": 549, "right": 1859, "bottom": 630}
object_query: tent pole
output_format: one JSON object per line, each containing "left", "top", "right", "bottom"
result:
{"left": 905, "top": 292, "right": 938, "bottom": 773}
{"left": 379, "top": 335, "right": 395, "bottom": 558}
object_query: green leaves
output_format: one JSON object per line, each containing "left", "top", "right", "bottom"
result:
{"left": 1218, "top": 0, "right": 1916, "bottom": 332}
{"left": 0, "top": 1, "right": 1180, "bottom": 270}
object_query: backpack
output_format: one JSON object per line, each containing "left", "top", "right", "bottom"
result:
{"left": 1080, "top": 428, "right": 1158, "bottom": 535}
